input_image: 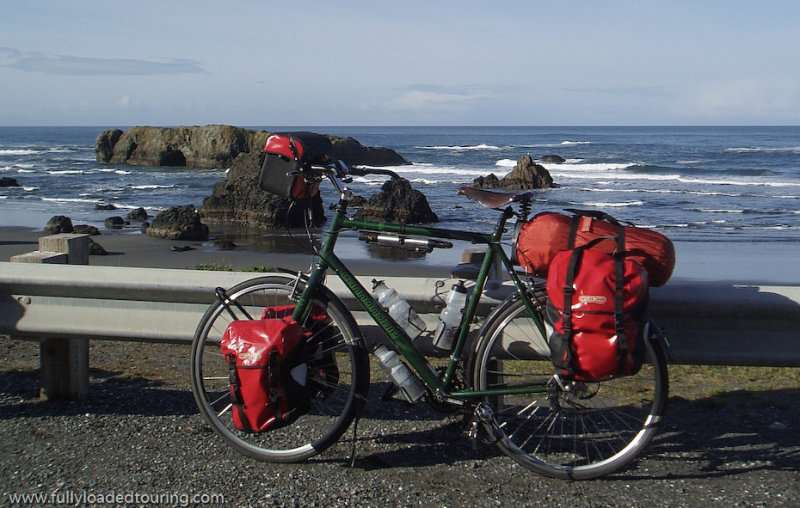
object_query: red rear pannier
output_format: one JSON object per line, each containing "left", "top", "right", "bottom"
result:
{"left": 546, "top": 245, "right": 649, "bottom": 382}
{"left": 515, "top": 209, "right": 675, "bottom": 287}
{"left": 259, "top": 132, "right": 332, "bottom": 200}
{"left": 220, "top": 315, "right": 304, "bottom": 432}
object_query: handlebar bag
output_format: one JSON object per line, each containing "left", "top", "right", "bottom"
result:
{"left": 259, "top": 132, "right": 332, "bottom": 200}
{"left": 515, "top": 209, "right": 675, "bottom": 286}
{"left": 220, "top": 313, "right": 310, "bottom": 433}
{"left": 545, "top": 239, "right": 649, "bottom": 382}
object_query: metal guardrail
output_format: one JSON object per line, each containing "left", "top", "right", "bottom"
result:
{"left": 1, "top": 262, "right": 799, "bottom": 398}
{"left": 2, "top": 262, "right": 800, "bottom": 364}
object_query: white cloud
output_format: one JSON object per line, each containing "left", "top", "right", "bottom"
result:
{"left": 0, "top": 47, "right": 205, "bottom": 76}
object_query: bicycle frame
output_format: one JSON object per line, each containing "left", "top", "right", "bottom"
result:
{"left": 290, "top": 169, "right": 549, "bottom": 401}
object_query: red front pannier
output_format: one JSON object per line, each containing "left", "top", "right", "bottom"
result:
{"left": 515, "top": 209, "right": 675, "bottom": 287}
{"left": 546, "top": 241, "right": 649, "bottom": 382}
{"left": 220, "top": 310, "right": 307, "bottom": 433}
{"left": 259, "top": 132, "right": 332, "bottom": 200}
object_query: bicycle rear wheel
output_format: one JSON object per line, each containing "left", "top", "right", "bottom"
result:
{"left": 190, "top": 274, "right": 369, "bottom": 462}
{"left": 471, "top": 295, "right": 668, "bottom": 480}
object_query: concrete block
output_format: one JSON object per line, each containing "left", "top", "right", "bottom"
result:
{"left": 462, "top": 246, "right": 487, "bottom": 264}
{"left": 39, "top": 234, "right": 89, "bottom": 265}
{"left": 10, "top": 251, "right": 68, "bottom": 264}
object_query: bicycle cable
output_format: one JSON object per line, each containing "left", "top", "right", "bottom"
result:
{"left": 284, "top": 199, "right": 321, "bottom": 260}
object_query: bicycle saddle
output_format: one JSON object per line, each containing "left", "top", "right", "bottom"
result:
{"left": 457, "top": 186, "right": 533, "bottom": 209}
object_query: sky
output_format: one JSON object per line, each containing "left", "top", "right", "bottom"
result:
{"left": 1, "top": 0, "right": 799, "bottom": 126}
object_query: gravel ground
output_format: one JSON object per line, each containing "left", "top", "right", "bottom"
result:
{"left": 1, "top": 339, "right": 798, "bottom": 507}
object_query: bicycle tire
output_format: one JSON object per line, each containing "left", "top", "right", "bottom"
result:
{"left": 471, "top": 294, "right": 669, "bottom": 480}
{"left": 190, "top": 274, "right": 370, "bottom": 462}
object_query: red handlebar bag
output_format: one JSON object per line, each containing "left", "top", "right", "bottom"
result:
{"left": 258, "top": 132, "right": 331, "bottom": 200}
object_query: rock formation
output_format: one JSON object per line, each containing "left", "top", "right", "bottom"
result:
{"left": 472, "top": 155, "right": 554, "bottom": 190}
{"left": 199, "top": 151, "right": 324, "bottom": 231}
{"left": 95, "top": 125, "right": 408, "bottom": 168}
{"left": 145, "top": 205, "right": 209, "bottom": 241}
{"left": 96, "top": 125, "right": 261, "bottom": 168}
{"left": 540, "top": 154, "right": 566, "bottom": 163}
{"left": 352, "top": 177, "right": 438, "bottom": 224}
{"left": 45, "top": 215, "right": 74, "bottom": 234}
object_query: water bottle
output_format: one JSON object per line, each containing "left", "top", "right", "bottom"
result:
{"left": 374, "top": 345, "right": 426, "bottom": 403}
{"left": 372, "top": 279, "right": 427, "bottom": 338}
{"left": 433, "top": 280, "right": 468, "bottom": 351}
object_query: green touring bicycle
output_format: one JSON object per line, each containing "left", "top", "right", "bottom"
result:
{"left": 190, "top": 133, "right": 670, "bottom": 480}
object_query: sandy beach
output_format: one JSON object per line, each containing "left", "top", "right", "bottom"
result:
{"left": 1, "top": 225, "right": 798, "bottom": 284}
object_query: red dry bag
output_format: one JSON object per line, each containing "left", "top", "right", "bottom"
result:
{"left": 545, "top": 237, "right": 649, "bottom": 382}
{"left": 220, "top": 313, "right": 308, "bottom": 433}
{"left": 515, "top": 209, "right": 675, "bottom": 287}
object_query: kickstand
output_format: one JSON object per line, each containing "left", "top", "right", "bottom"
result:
{"left": 381, "top": 382, "right": 399, "bottom": 401}
{"left": 348, "top": 415, "right": 360, "bottom": 468}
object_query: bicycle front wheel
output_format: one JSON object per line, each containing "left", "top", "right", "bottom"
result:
{"left": 471, "top": 295, "right": 669, "bottom": 480}
{"left": 190, "top": 275, "right": 370, "bottom": 462}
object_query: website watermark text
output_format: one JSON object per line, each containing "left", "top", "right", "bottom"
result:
{"left": 5, "top": 489, "right": 224, "bottom": 506}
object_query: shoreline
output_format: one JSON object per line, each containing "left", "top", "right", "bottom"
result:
{"left": 1, "top": 225, "right": 798, "bottom": 284}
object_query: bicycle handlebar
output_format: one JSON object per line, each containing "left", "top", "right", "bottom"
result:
{"left": 337, "top": 162, "right": 400, "bottom": 180}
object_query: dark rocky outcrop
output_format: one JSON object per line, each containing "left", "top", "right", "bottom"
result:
{"left": 146, "top": 205, "right": 209, "bottom": 241}
{"left": 105, "top": 217, "right": 127, "bottom": 229}
{"left": 472, "top": 155, "right": 554, "bottom": 190}
{"left": 352, "top": 177, "right": 438, "bottom": 224}
{"left": 540, "top": 154, "right": 566, "bottom": 163}
{"left": 95, "top": 125, "right": 408, "bottom": 168}
{"left": 98, "top": 125, "right": 259, "bottom": 168}
{"left": 199, "top": 151, "right": 323, "bottom": 230}
{"left": 89, "top": 239, "right": 107, "bottom": 255}
{"left": 73, "top": 224, "right": 101, "bottom": 236}
{"left": 470, "top": 174, "right": 502, "bottom": 189}
{"left": 0, "top": 177, "right": 20, "bottom": 187}
{"left": 328, "top": 136, "right": 408, "bottom": 166}
{"left": 126, "top": 207, "right": 149, "bottom": 221}
{"left": 95, "top": 129, "right": 123, "bottom": 163}
{"left": 44, "top": 216, "right": 74, "bottom": 234}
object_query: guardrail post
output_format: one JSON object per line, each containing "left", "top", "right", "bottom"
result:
{"left": 39, "top": 337, "right": 89, "bottom": 401}
{"left": 9, "top": 234, "right": 91, "bottom": 400}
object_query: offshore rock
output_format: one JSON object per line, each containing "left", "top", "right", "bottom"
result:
{"left": 95, "top": 125, "right": 408, "bottom": 168}
{"left": 352, "top": 177, "right": 438, "bottom": 224}
{"left": 540, "top": 154, "right": 566, "bottom": 163}
{"left": 126, "top": 207, "right": 149, "bottom": 221}
{"left": 95, "top": 129, "right": 123, "bottom": 163}
{"left": 470, "top": 174, "right": 501, "bottom": 189}
{"left": 146, "top": 205, "right": 209, "bottom": 241}
{"left": 199, "top": 151, "right": 324, "bottom": 231}
{"left": 328, "top": 136, "right": 408, "bottom": 166}
{"left": 473, "top": 155, "right": 554, "bottom": 190}
{"left": 101, "top": 125, "right": 259, "bottom": 168}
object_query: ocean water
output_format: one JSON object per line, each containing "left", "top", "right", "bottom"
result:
{"left": 2, "top": 126, "right": 800, "bottom": 247}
